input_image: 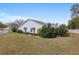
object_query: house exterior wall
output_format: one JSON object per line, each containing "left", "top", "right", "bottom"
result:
{"left": 18, "top": 20, "right": 44, "bottom": 34}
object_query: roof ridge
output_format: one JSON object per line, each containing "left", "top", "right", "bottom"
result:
{"left": 18, "top": 19, "right": 46, "bottom": 28}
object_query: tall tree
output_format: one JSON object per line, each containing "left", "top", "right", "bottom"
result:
{"left": 68, "top": 4, "right": 79, "bottom": 29}
{"left": 70, "top": 4, "right": 79, "bottom": 18}
{"left": 68, "top": 17, "right": 79, "bottom": 29}
{"left": 8, "top": 19, "right": 25, "bottom": 29}
{"left": 14, "top": 19, "right": 25, "bottom": 27}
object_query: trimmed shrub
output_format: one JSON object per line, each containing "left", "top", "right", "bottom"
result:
{"left": 58, "top": 24, "right": 69, "bottom": 36}
{"left": 38, "top": 24, "right": 69, "bottom": 38}
{"left": 12, "top": 27, "right": 17, "bottom": 32}
{"left": 17, "top": 30, "right": 23, "bottom": 33}
{"left": 38, "top": 23, "right": 57, "bottom": 38}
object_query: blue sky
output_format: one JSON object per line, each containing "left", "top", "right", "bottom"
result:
{"left": 0, "top": 3, "right": 74, "bottom": 25}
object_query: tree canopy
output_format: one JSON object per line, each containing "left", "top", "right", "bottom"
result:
{"left": 0, "top": 22, "right": 7, "bottom": 28}
{"left": 70, "top": 4, "right": 79, "bottom": 18}
{"left": 68, "top": 17, "right": 79, "bottom": 29}
{"left": 68, "top": 4, "right": 79, "bottom": 29}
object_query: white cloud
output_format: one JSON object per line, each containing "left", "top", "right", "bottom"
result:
{"left": 0, "top": 12, "right": 50, "bottom": 24}
{"left": 0, "top": 12, "right": 30, "bottom": 23}
{"left": 0, "top": 12, "right": 63, "bottom": 24}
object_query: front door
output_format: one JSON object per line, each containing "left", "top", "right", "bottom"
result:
{"left": 24, "top": 27, "right": 27, "bottom": 33}
{"left": 31, "top": 28, "right": 35, "bottom": 33}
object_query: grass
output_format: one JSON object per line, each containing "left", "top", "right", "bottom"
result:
{"left": 0, "top": 32, "right": 79, "bottom": 55}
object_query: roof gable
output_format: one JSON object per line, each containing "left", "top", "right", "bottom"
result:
{"left": 18, "top": 19, "right": 58, "bottom": 28}
{"left": 25, "top": 19, "right": 46, "bottom": 25}
{"left": 18, "top": 19, "right": 46, "bottom": 28}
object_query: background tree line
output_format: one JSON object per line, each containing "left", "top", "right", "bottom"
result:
{"left": 0, "top": 22, "right": 7, "bottom": 28}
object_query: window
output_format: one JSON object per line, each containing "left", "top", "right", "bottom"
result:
{"left": 24, "top": 27, "right": 27, "bottom": 32}
{"left": 30, "top": 28, "right": 36, "bottom": 33}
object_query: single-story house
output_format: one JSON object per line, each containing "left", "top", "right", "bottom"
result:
{"left": 18, "top": 19, "right": 58, "bottom": 34}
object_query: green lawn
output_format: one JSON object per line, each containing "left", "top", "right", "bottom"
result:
{"left": 0, "top": 32, "right": 79, "bottom": 55}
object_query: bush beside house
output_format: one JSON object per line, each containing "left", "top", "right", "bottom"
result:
{"left": 38, "top": 23, "right": 69, "bottom": 38}
{"left": 58, "top": 24, "right": 69, "bottom": 37}
{"left": 12, "top": 27, "right": 23, "bottom": 33}
{"left": 17, "top": 30, "right": 23, "bottom": 33}
{"left": 12, "top": 27, "right": 17, "bottom": 32}
{"left": 38, "top": 23, "right": 57, "bottom": 38}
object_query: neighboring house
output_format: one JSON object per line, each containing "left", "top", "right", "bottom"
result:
{"left": 0, "top": 27, "right": 10, "bottom": 34}
{"left": 18, "top": 19, "right": 58, "bottom": 34}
